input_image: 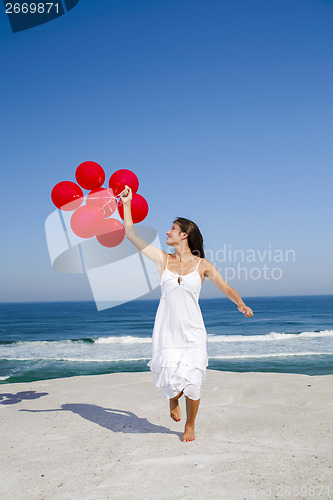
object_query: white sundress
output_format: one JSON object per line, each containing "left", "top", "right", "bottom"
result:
{"left": 147, "top": 254, "right": 208, "bottom": 400}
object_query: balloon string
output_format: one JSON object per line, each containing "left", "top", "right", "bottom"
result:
{"left": 85, "top": 187, "right": 118, "bottom": 209}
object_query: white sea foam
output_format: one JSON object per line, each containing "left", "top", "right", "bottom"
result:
{"left": 8, "top": 330, "right": 333, "bottom": 348}
{"left": 2, "top": 352, "right": 332, "bottom": 362}
{"left": 1, "top": 330, "right": 332, "bottom": 366}
{"left": 209, "top": 352, "right": 333, "bottom": 359}
{"left": 56, "top": 357, "right": 150, "bottom": 362}
{"left": 207, "top": 330, "right": 333, "bottom": 342}
{"left": 0, "top": 357, "right": 149, "bottom": 362}
{"left": 15, "top": 339, "right": 78, "bottom": 345}
{"left": 92, "top": 329, "right": 333, "bottom": 344}
{"left": 94, "top": 336, "right": 152, "bottom": 344}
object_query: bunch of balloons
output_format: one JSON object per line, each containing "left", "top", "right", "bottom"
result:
{"left": 51, "top": 161, "right": 149, "bottom": 248}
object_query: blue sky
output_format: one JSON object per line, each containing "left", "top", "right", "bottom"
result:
{"left": 0, "top": 0, "right": 332, "bottom": 303}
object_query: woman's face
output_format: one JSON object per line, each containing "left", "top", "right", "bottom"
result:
{"left": 166, "top": 223, "right": 182, "bottom": 245}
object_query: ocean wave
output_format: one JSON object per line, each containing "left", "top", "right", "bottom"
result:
{"left": 3, "top": 336, "right": 152, "bottom": 346}
{"left": 0, "top": 330, "right": 332, "bottom": 349}
{"left": 207, "top": 330, "right": 333, "bottom": 342}
{"left": 0, "top": 357, "right": 150, "bottom": 362}
{"left": 1, "top": 352, "right": 332, "bottom": 363}
{"left": 209, "top": 352, "right": 333, "bottom": 359}
{"left": 95, "top": 330, "right": 333, "bottom": 344}
{"left": 94, "top": 336, "right": 152, "bottom": 344}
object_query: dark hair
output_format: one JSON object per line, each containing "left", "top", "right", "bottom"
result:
{"left": 173, "top": 217, "right": 205, "bottom": 258}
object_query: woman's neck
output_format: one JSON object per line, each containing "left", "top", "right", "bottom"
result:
{"left": 173, "top": 248, "right": 193, "bottom": 262}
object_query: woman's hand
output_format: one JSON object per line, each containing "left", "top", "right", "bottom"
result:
{"left": 119, "top": 185, "right": 132, "bottom": 205}
{"left": 238, "top": 304, "right": 254, "bottom": 318}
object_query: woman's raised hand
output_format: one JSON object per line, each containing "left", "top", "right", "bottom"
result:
{"left": 119, "top": 185, "right": 132, "bottom": 204}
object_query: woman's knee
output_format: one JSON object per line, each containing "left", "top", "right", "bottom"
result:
{"left": 183, "top": 383, "right": 200, "bottom": 401}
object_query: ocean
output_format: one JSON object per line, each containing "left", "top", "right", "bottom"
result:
{"left": 0, "top": 295, "right": 332, "bottom": 385}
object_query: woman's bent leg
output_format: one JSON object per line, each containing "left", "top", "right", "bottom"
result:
{"left": 169, "top": 390, "right": 183, "bottom": 422}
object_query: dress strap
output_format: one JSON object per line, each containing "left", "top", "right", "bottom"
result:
{"left": 165, "top": 254, "right": 169, "bottom": 270}
{"left": 195, "top": 258, "right": 202, "bottom": 271}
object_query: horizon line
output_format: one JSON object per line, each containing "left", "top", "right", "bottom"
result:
{"left": 0, "top": 293, "right": 332, "bottom": 305}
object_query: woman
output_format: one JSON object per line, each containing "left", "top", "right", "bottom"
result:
{"left": 119, "top": 185, "right": 253, "bottom": 442}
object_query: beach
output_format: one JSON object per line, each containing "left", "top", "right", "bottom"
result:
{"left": 1, "top": 370, "right": 332, "bottom": 500}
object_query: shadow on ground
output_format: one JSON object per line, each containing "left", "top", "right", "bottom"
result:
{"left": 20, "top": 403, "right": 183, "bottom": 438}
{"left": 0, "top": 391, "right": 48, "bottom": 405}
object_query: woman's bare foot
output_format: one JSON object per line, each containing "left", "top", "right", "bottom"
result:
{"left": 182, "top": 424, "right": 195, "bottom": 442}
{"left": 169, "top": 397, "right": 181, "bottom": 422}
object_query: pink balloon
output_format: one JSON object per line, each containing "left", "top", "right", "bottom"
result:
{"left": 96, "top": 218, "right": 125, "bottom": 247}
{"left": 102, "top": 203, "right": 117, "bottom": 218}
{"left": 109, "top": 169, "right": 139, "bottom": 197}
{"left": 118, "top": 193, "right": 149, "bottom": 223}
{"left": 51, "top": 181, "right": 84, "bottom": 211}
{"left": 70, "top": 205, "right": 105, "bottom": 239}
{"left": 75, "top": 161, "right": 105, "bottom": 190}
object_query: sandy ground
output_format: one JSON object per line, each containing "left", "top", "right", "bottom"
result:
{"left": 0, "top": 370, "right": 332, "bottom": 500}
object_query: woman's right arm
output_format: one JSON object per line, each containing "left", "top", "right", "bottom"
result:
{"left": 119, "top": 185, "right": 165, "bottom": 272}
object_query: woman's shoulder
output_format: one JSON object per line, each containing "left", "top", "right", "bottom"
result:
{"left": 197, "top": 257, "right": 214, "bottom": 276}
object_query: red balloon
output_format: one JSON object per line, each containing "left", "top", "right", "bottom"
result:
{"left": 86, "top": 187, "right": 116, "bottom": 217}
{"left": 51, "top": 181, "right": 84, "bottom": 211}
{"left": 70, "top": 205, "right": 105, "bottom": 239}
{"left": 75, "top": 161, "right": 105, "bottom": 190}
{"left": 118, "top": 193, "right": 149, "bottom": 223}
{"left": 96, "top": 219, "right": 125, "bottom": 248}
{"left": 109, "top": 169, "right": 139, "bottom": 197}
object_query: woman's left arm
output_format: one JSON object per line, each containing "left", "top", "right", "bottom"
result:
{"left": 203, "top": 260, "right": 254, "bottom": 318}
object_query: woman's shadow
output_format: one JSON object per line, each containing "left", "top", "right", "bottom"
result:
{"left": 20, "top": 404, "right": 183, "bottom": 439}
